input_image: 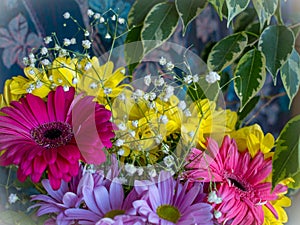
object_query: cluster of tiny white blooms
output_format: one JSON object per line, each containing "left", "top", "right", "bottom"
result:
{"left": 183, "top": 108, "right": 192, "bottom": 117}
{"left": 124, "top": 163, "right": 137, "bottom": 176}
{"left": 147, "top": 164, "right": 157, "bottom": 177}
{"left": 131, "top": 120, "right": 139, "bottom": 128}
{"left": 44, "top": 36, "right": 52, "bottom": 44}
{"left": 144, "top": 74, "right": 151, "bottom": 86}
{"left": 104, "top": 87, "right": 112, "bottom": 95}
{"left": 82, "top": 40, "right": 92, "bottom": 49}
{"left": 136, "top": 167, "right": 143, "bottom": 176}
{"left": 131, "top": 89, "right": 144, "bottom": 100}
{"left": 154, "top": 77, "right": 164, "bottom": 87}
{"left": 111, "top": 15, "right": 116, "bottom": 21}
{"left": 117, "top": 122, "right": 127, "bottom": 131}
{"left": 115, "top": 139, "right": 125, "bottom": 147}
{"left": 118, "top": 17, "right": 125, "bottom": 24}
{"left": 87, "top": 9, "right": 94, "bottom": 17}
{"left": 178, "top": 100, "right": 187, "bottom": 110}
{"left": 63, "top": 38, "right": 72, "bottom": 46}
{"left": 207, "top": 191, "right": 222, "bottom": 204}
{"left": 159, "top": 56, "right": 167, "bottom": 66}
{"left": 154, "top": 134, "right": 163, "bottom": 144}
{"left": 105, "top": 33, "right": 111, "bottom": 39}
{"left": 163, "top": 155, "right": 175, "bottom": 167}
{"left": 214, "top": 210, "right": 222, "bottom": 219}
{"left": 8, "top": 193, "right": 19, "bottom": 204}
{"left": 193, "top": 74, "right": 199, "bottom": 83}
{"left": 166, "top": 61, "right": 175, "bottom": 71}
{"left": 117, "top": 148, "right": 125, "bottom": 156}
{"left": 99, "top": 16, "right": 105, "bottom": 23}
{"left": 84, "top": 62, "right": 92, "bottom": 71}
{"left": 84, "top": 30, "right": 90, "bottom": 37}
{"left": 160, "top": 115, "right": 169, "bottom": 124}
{"left": 206, "top": 71, "right": 221, "bottom": 84}
{"left": 26, "top": 83, "right": 35, "bottom": 93}
{"left": 162, "top": 85, "right": 174, "bottom": 101}
{"left": 184, "top": 75, "right": 193, "bottom": 84}
{"left": 22, "top": 57, "right": 29, "bottom": 66}
{"left": 40, "top": 47, "right": 48, "bottom": 55}
{"left": 63, "top": 12, "right": 71, "bottom": 19}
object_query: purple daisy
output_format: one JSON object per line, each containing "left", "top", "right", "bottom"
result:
{"left": 133, "top": 171, "right": 213, "bottom": 225}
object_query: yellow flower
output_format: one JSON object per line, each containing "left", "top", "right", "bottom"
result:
{"left": 263, "top": 195, "right": 291, "bottom": 225}
{"left": 0, "top": 79, "right": 22, "bottom": 109}
{"left": 50, "top": 57, "right": 79, "bottom": 87}
{"left": 181, "top": 99, "right": 237, "bottom": 149}
{"left": 230, "top": 124, "right": 275, "bottom": 157}
{"left": 9, "top": 67, "right": 52, "bottom": 98}
{"left": 77, "top": 57, "right": 131, "bottom": 105}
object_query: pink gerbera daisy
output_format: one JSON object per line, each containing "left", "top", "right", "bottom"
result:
{"left": 0, "top": 86, "right": 115, "bottom": 189}
{"left": 185, "top": 136, "right": 287, "bottom": 225}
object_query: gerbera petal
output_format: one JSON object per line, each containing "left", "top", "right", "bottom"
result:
{"left": 109, "top": 179, "right": 124, "bottom": 210}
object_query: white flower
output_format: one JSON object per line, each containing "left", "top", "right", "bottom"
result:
{"left": 115, "top": 139, "right": 125, "bottom": 147}
{"left": 144, "top": 74, "right": 151, "bottom": 86}
{"left": 208, "top": 191, "right": 222, "bottom": 204}
{"left": 111, "top": 15, "right": 116, "bottom": 21}
{"left": 125, "top": 163, "right": 137, "bottom": 176}
{"left": 64, "top": 38, "right": 71, "bottom": 46}
{"left": 87, "top": 9, "right": 94, "bottom": 17}
{"left": 129, "top": 130, "right": 136, "bottom": 137}
{"left": 63, "top": 85, "right": 70, "bottom": 91}
{"left": 105, "top": 33, "right": 111, "bottom": 39}
{"left": 184, "top": 75, "right": 193, "bottom": 84}
{"left": 117, "top": 149, "right": 125, "bottom": 156}
{"left": 163, "top": 155, "right": 175, "bottom": 167}
{"left": 82, "top": 40, "right": 92, "bottom": 49}
{"left": 84, "top": 30, "right": 90, "bottom": 37}
{"left": 40, "top": 47, "right": 48, "bottom": 55}
{"left": 84, "top": 62, "right": 92, "bottom": 71}
{"left": 44, "top": 36, "right": 52, "bottom": 44}
{"left": 94, "top": 13, "right": 100, "bottom": 19}
{"left": 118, "top": 93, "right": 126, "bottom": 101}
{"left": 159, "top": 56, "right": 167, "bottom": 66}
{"left": 99, "top": 17, "right": 105, "bottom": 23}
{"left": 72, "top": 77, "right": 78, "bottom": 84}
{"left": 193, "top": 74, "right": 199, "bottom": 83}
{"left": 117, "top": 122, "right": 127, "bottom": 131}
{"left": 137, "top": 167, "right": 144, "bottom": 176}
{"left": 35, "top": 80, "right": 43, "bottom": 88}
{"left": 205, "top": 71, "right": 220, "bottom": 84}
{"left": 104, "top": 88, "right": 112, "bottom": 95}
{"left": 166, "top": 61, "right": 174, "bottom": 71}
{"left": 160, "top": 115, "right": 168, "bottom": 124}
{"left": 26, "top": 84, "right": 35, "bottom": 93}
{"left": 184, "top": 108, "right": 192, "bottom": 117}
{"left": 8, "top": 193, "right": 19, "bottom": 204}
{"left": 154, "top": 134, "right": 163, "bottom": 144}
{"left": 22, "top": 57, "right": 29, "bottom": 66}
{"left": 70, "top": 38, "right": 76, "bottom": 44}
{"left": 214, "top": 210, "right": 222, "bottom": 219}
{"left": 154, "top": 77, "right": 164, "bottom": 86}
{"left": 149, "top": 92, "right": 156, "bottom": 101}
{"left": 132, "top": 120, "right": 138, "bottom": 128}
{"left": 178, "top": 101, "right": 186, "bottom": 110}
{"left": 89, "top": 82, "right": 98, "bottom": 89}
{"left": 41, "top": 59, "right": 50, "bottom": 66}
{"left": 143, "top": 93, "right": 149, "bottom": 101}
{"left": 118, "top": 17, "right": 125, "bottom": 24}
{"left": 147, "top": 165, "right": 157, "bottom": 177}
{"left": 63, "top": 12, "right": 71, "bottom": 19}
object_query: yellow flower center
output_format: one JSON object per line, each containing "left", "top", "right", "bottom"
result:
{"left": 156, "top": 204, "right": 181, "bottom": 223}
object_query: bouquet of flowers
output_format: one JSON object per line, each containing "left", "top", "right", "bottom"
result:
{"left": 0, "top": 1, "right": 300, "bottom": 225}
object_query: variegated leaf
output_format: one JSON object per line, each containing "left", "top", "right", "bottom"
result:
{"left": 127, "top": 0, "right": 167, "bottom": 27}
{"left": 207, "top": 32, "right": 248, "bottom": 72}
{"left": 175, "top": 0, "right": 207, "bottom": 35}
{"left": 141, "top": 2, "right": 179, "bottom": 55}
{"left": 226, "top": 0, "right": 250, "bottom": 27}
{"left": 272, "top": 115, "right": 300, "bottom": 188}
{"left": 258, "top": 25, "right": 295, "bottom": 84}
{"left": 280, "top": 49, "right": 300, "bottom": 108}
{"left": 234, "top": 49, "right": 266, "bottom": 110}
{"left": 252, "top": 0, "right": 278, "bottom": 29}
{"left": 208, "top": 0, "right": 225, "bottom": 20}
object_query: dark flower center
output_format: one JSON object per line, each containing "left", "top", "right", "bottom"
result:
{"left": 104, "top": 209, "right": 125, "bottom": 219}
{"left": 156, "top": 204, "right": 181, "bottom": 223}
{"left": 228, "top": 178, "right": 247, "bottom": 192}
{"left": 30, "top": 122, "right": 73, "bottom": 149}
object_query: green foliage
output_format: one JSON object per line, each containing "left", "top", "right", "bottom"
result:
{"left": 208, "top": 0, "right": 225, "bottom": 20}
{"left": 175, "top": 0, "right": 207, "bottom": 35}
{"left": 0, "top": 210, "right": 47, "bottom": 225}
{"left": 252, "top": 0, "right": 278, "bottom": 29}
{"left": 281, "top": 49, "right": 300, "bottom": 108}
{"left": 234, "top": 49, "right": 266, "bottom": 110}
{"left": 272, "top": 115, "right": 300, "bottom": 189}
{"left": 141, "top": 2, "right": 179, "bottom": 55}
{"left": 226, "top": 0, "right": 250, "bottom": 27}
{"left": 258, "top": 25, "right": 295, "bottom": 84}
{"left": 207, "top": 32, "right": 248, "bottom": 72}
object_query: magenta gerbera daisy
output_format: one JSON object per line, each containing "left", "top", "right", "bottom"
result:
{"left": 185, "top": 136, "right": 287, "bottom": 225}
{"left": 133, "top": 171, "right": 213, "bottom": 225}
{"left": 0, "top": 86, "right": 115, "bottom": 189}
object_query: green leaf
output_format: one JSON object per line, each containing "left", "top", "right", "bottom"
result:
{"left": 125, "top": 25, "right": 144, "bottom": 74}
{"left": 258, "top": 25, "right": 295, "bottom": 84}
{"left": 127, "top": 0, "right": 167, "bottom": 27}
{"left": 272, "top": 115, "right": 300, "bottom": 188}
{"left": 187, "top": 77, "right": 220, "bottom": 102}
{"left": 280, "top": 49, "right": 300, "bottom": 108}
{"left": 288, "top": 171, "right": 300, "bottom": 189}
{"left": 226, "top": 0, "right": 250, "bottom": 27}
{"left": 234, "top": 49, "right": 266, "bottom": 110}
{"left": 233, "top": 7, "right": 257, "bottom": 33}
{"left": 252, "top": 0, "right": 278, "bottom": 29}
{"left": 207, "top": 32, "right": 248, "bottom": 72}
{"left": 141, "top": 2, "right": 179, "bottom": 55}
{"left": 291, "top": 24, "right": 300, "bottom": 38}
{"left": 274, "top": 0, "right": 284, "bottom": 25}
{"left": 237, "top": 95, "right": 260, "bottom": 121}
{"left": 175, "top": 0, "right": 207, "bottom": 35}
{"left": 208, "top": 0, "right": 225, "bottom": 20}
